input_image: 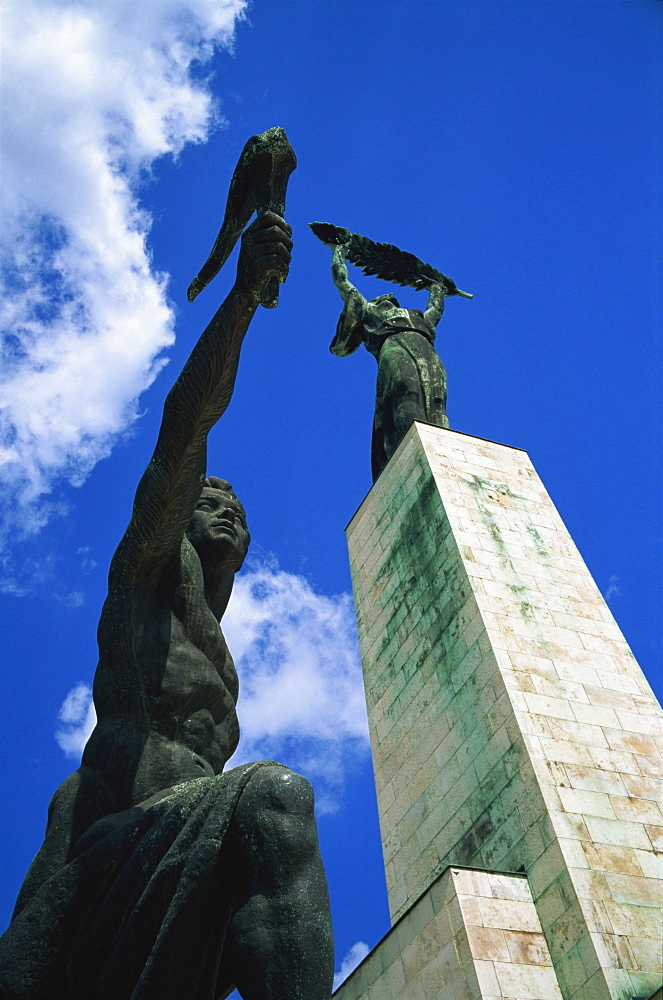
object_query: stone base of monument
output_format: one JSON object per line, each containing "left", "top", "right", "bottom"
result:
{"left": 339, "top": 423, "right": 662, "bottom": 1000}
{"left": 334, "top": 865, "right": 563, "bottom": 1000}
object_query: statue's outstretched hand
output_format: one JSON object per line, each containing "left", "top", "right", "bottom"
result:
{"left": 236, "top": 211, "right": 292, "bottom": 299}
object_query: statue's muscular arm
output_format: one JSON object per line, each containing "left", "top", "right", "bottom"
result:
{"left": 423, "top": 282, "right": 445, "bottom": 328}
{"left": 109, "top": 213, "right": 292, "bottom": 589}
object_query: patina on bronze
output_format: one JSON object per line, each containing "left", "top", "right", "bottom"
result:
{"left": 311, "top": 222, "right": 472, "bottom": 481}
{"left": 309, "top": 222, "right": 473, "bottom": 299}
{"left": 0, "top": 132, "right": 333, "bottom": 1000}
{"left": 188, "top": 126, "right": 297, "bottom": 309}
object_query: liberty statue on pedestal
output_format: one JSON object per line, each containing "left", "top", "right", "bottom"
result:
{"left": 310, "top": 222, "right": 472, "bottom": 481}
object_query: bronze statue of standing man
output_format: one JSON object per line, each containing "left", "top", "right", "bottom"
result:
{"left": 1, "top": 129, "right": 334, "bottom": 1000}
{"left": 311, "top": 223, "right": 471, "bottom": 481}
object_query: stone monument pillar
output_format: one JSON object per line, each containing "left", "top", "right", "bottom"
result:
{"left": 334, "top": 421, "right": 662, "bottom": 1000}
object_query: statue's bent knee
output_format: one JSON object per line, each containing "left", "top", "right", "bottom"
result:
{"left": 269, "top": 767, "right": 314, "bottom": 813}
{"left": 244, "top": 765, "right": 314, "bottom": 818}
{"left": 234, "top": 765, "right": 317, "bottom": 869}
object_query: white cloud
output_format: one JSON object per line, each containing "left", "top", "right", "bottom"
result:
{"left": 0, "top": 0, "right": 247, "bottom": 543}
{"left": 55, "top": 681, "right": 96, "bottom": 757}
{"left": 225, "top": 559, "right": 369, "bottom": 811}
{"left": 55, "top": 560, "right": 369, "bottom": 807}
{"left": 333, "top": 941, "right": 370, "bottom": 991}
{"left": 604, "top": 574, "right": 620, "bottom": 603}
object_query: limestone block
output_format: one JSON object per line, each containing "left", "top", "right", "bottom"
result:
{"left": 333, "top": 866, "right": 562, "bottom": 1000}
{"left": 346, "top": 423, "right": 663, "bottom": 1000}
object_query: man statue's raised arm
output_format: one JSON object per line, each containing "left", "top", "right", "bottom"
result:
{"left": 111, "top": 212, "right": 292, "bottom": 587}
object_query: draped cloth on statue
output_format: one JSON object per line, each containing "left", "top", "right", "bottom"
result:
{"left": 372, "top": 331, "right": 449, "bottom": 480}
{"left": 330, "top": 297, "right": 449, "bottom": 480}
{"left": 0, "top": 761, "right": 281, "bottom": 1000}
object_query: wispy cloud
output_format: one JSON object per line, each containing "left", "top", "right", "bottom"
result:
{"left": 54, "top": 589, "right": 85, "bottom": 609}
{"left": 604, "top": 574, "right": 620, "bottom": 602}
{"left": 55, "top": 559, "right": 369, "bottom": 807}
{"left": 77, "top": 547, "right": 98, "bottom": 574}
{"left": 0, "top": 551, "right": 59, "bottom": 598}
{"left": 333, "top": 941, "right": 370, "bottom": 991}
{"left": 0, "top": 0, "right": 246, "bottom": 545}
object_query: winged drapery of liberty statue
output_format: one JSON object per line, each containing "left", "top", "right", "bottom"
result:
{"left": 0, "top": 129, "right": 334, "bottom": 1000}
{"left": 310, "top": 223, "right": 472, "bottom": 481}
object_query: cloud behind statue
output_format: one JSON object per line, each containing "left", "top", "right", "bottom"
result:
{"left": 0, "top": 0, "right": 247, "bottom": 545}
{"left": 55, "top": 557, "right": 369, "bottom": 812}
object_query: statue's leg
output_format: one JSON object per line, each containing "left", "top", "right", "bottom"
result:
{"left": 371, "top": 419, "right": 387, "bottom": 481}
{"left": 427, "top": 351, "right": 450, "bottom": 430}
{"left": 224, "top": 765, "right": 334, "bottom": 1000}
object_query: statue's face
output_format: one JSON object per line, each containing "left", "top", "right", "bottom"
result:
{"left": 186, "top": 488, "right": 250, "bottom": 572}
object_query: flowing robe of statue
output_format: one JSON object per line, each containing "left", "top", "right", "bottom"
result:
{"left": 0, "top": 194, "right": 334, "bottom": 1000}
{"left": 330, "top": 246, "right": 450, "bottom": 481}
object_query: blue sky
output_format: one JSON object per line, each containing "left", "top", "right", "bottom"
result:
{"left": 1, "top": 0, "right": 661, "bottom": 987}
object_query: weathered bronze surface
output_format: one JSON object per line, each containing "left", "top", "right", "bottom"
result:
{"left": 188, "top": 126, "right": 297, "bottom": 308}
{"left": 309, "top": 222, "right": 473, "bottom": 299}
{"left": 312, "top": 223, "right": 471, "bottom": 481}
{"left": 0, "top": 132, "right": 333, "bottom": 1000}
